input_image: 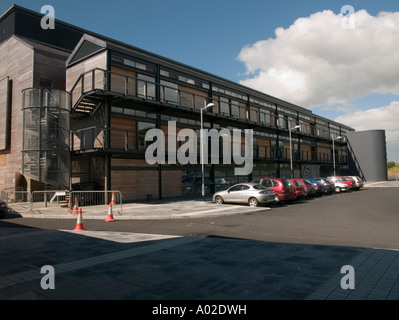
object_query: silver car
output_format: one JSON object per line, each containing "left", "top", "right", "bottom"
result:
{"left": 348, "top": 176, "right": 364, "bottom": 189}
{"left": 213, "top": 183, "right": 276, "bottom": 207}
{"left": 333, "top": 181, "right": 349, "bottom": 192}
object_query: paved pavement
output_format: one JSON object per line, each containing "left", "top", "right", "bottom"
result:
{"left": 7, "top": 198, "right": 269, "bottom": 220}
{"left": 1, "top": 181, "right": 399, "bottom": 301}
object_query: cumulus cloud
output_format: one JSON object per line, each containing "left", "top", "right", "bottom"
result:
{"left": 237, "top": 9, "right": 399, "bottom": 108}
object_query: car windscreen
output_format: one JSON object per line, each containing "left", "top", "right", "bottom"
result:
{"left": 282, "top": 179, "right": 294, "bottom": 187}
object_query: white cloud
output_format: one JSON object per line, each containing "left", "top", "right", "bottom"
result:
{"left": 237, "top": 9, "right": 399, "bottom": 108}
{"left": 335, "top": 101, "right": 399, "bottom": 162}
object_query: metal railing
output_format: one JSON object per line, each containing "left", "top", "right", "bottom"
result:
{"left": 69, "top": 68, "right": 350, "bottom": 143}
{"left": 0, "top": 189, "right": 123, "bottom": 214}
{"left": 69, "top": 190, "right": 123, "bottom": 213}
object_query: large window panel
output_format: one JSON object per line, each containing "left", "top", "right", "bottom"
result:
{"left": 137, "top": 74, "right": 156, "bottom": 100}
{"left": 161, "top": 80, "right": 179, "bottom": 105}
{"left": 220, "top": 97, "right": 230, "bottom": 116}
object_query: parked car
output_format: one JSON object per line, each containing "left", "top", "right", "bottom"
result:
{"left": 0, "top": 200, "right": 7, "bottom": 219}
{"left": 307, "top": 178, "right": 326, "bottom": 196}
{"left": 250, "top": 178, "right": 297, "bottom": 203}
{"left": 328, "top": 176, "right": 355, "bottom": 190}
{"left": 348, "top": 176, "right": 364, "bottom": 189}
{"left": 314, "top": 178, "right": 334, "bottom": 194}
{"left": 213, "top": 183, "right": 276, "bottom": 207}
{"left": 290, "top": 179, "right": 307, "bottom": 199}
{"left": 332, "top": 180, "right": 349, "bottom": 192}
{"left": 292, "top": 179, "right": 316, "bottom": 197}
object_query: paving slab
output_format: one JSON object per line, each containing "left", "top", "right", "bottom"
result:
{"left": 1, "top": 227, "right": 399, "bottom": 300}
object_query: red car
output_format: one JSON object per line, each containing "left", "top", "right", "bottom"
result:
{"left": 328, "top": 176, "right": 355, "bottom": 189}
{"left": 251, "top": 178, "right": 297, "bottom": 203}
{"left": 290, "top": 179, "right": 307, "bottom": 199}
{"left": 292, "top": 179, "right": 316, "bottom": 196}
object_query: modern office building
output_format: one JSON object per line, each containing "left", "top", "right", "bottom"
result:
{"left": 0, "top": 5, "right": 383, "bottom": 201}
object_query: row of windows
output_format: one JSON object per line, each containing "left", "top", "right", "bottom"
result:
{"left": 110, "top": 54, "right": 349, "bottom": 137}
{"left": 134, "top": 120, "right": 345, "bottom": 154}
{"left": 110, "top": 106, "right": 348, "bottom": 144}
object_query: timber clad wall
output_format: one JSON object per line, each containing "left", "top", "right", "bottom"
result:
{"left": 0, "top": 35, "right": 69, "bottom": 192}
{"left": 0, "top": 77, "right": 10, "bottom": 151}
{"left": 110, "top": 66, "right": 137, "bottom": 96}
{"left": 110, "top": 159, "right": 182, "bottom": 200}
{"left": 0, "top": 37, "right": 34, "bottom": 191}
{"left": 111, "top": 117, "right": 137, "bottom": 150}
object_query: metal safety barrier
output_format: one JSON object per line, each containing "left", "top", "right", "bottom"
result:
{"left": 0, "top": 189, "right": 123, "bottom": 215}
{"left": 69, "top": 190, "right": 123, "bottom": 214}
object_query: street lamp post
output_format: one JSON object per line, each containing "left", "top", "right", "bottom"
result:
{"left": 332, "top": 135, "right": 342, "bottom": 176}
{"left": 289, "top": 125, "right": 301, "bottom": 179}
{"left": 201, "top": 101, "right": 215, "bottom": 201}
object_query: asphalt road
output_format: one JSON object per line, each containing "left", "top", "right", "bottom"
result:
{"left": 2, "top": 187, "right": 399, "bottom": 250}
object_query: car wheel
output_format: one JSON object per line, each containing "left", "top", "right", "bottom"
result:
{"left": 335, "top": 187, "right": 341, "bottom": 193}
{"left": 248, "top": 197, "right": 259, "bottom": 207}
{"left": 215, "top": 196, "right": 224, "bottom": 205}
{"left": 274, "top": 195, "right": 283, "bottom": 205}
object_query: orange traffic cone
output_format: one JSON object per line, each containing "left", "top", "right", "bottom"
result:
{"left": 73, "top": 208, "right": 86, "bottom": 231}
{"left": 72, "top": 197, "right": 79, "bottom": 214}
{"left": 66, "top": 198, "right": 72, "bottom": 214}
{"left": 110, "top": 192, "right": 116, "bottom": 205}
{"left": 105, "top": 203, "right": 115, "bottom": 222}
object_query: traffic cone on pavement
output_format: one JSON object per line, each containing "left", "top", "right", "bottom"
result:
{"left": 73, "top": 208, "right": 86, "bottom": 231}
{"left": 105, "top": 203, "right": 115, "bottom": 222}
{"left": 72, "top": 197, "right": 79, "bottom": 214}
{"left": 66, "top": 198, "right": 72, "bottom": 214}
{"left": 110, "top": 192, "right": 116, "bottom": 205}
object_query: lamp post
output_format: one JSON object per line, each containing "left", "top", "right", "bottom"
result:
{"left": 332, "top": 135, "right": 342, "bottom": 176}
{"left": 289, "top": 125, "right": 301, "bottom": 179}
{"left": 201, "top": 101, "right": 215, "bottom": 201}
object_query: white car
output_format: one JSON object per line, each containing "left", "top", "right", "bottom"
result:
{"left": 333, "top": 181, "right": 349, "bottom": 193}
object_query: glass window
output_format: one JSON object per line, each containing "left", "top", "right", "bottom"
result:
{"left": 138, "top": 74, "right": 156, "bottom": 100}
{"left": 220, "top": 97, "right": 230, "bottom": 116}
{"left": 137, "top": 122, "right": 155, "bottom": 150}
{"left": 261, "top": 179, "right": 273, "bottom": 187}
{"left": 231, "top": 100, "right": 239, "bottom": 118}
{"left": 282, "top": 179, "right": 294, "bottom": 187}
{"left": 229, "top": 185, "right": 243, "bottom": 192}
{"left": 253, "top": 185, "right": 267, "bottom": 190}
{"left": 161, "top": 80, "right": 179, "bottom": 105}
{"left": 260, "top": 110, "right": 271, "bottom": 125}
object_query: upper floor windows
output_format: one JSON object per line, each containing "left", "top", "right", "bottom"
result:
{"left": 111, "top": 55, "right": 156, "bottom": 73}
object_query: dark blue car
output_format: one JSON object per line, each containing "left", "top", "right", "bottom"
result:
{"left": 307, "top": 178, "right": 326, "bottom": 195}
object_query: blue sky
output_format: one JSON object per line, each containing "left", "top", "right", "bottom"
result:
{"left": 1, "top": 0, "right": 399, "bottom": 162}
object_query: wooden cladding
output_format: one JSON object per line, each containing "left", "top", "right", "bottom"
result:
{"left": 0, "top": 77, "right": 11, "bottom": 150}
{"left": 110, "top": 158, "right": 182, "bottom": 200}
{"left": 110, "top": 117, "right": 137, "bottom": 150}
